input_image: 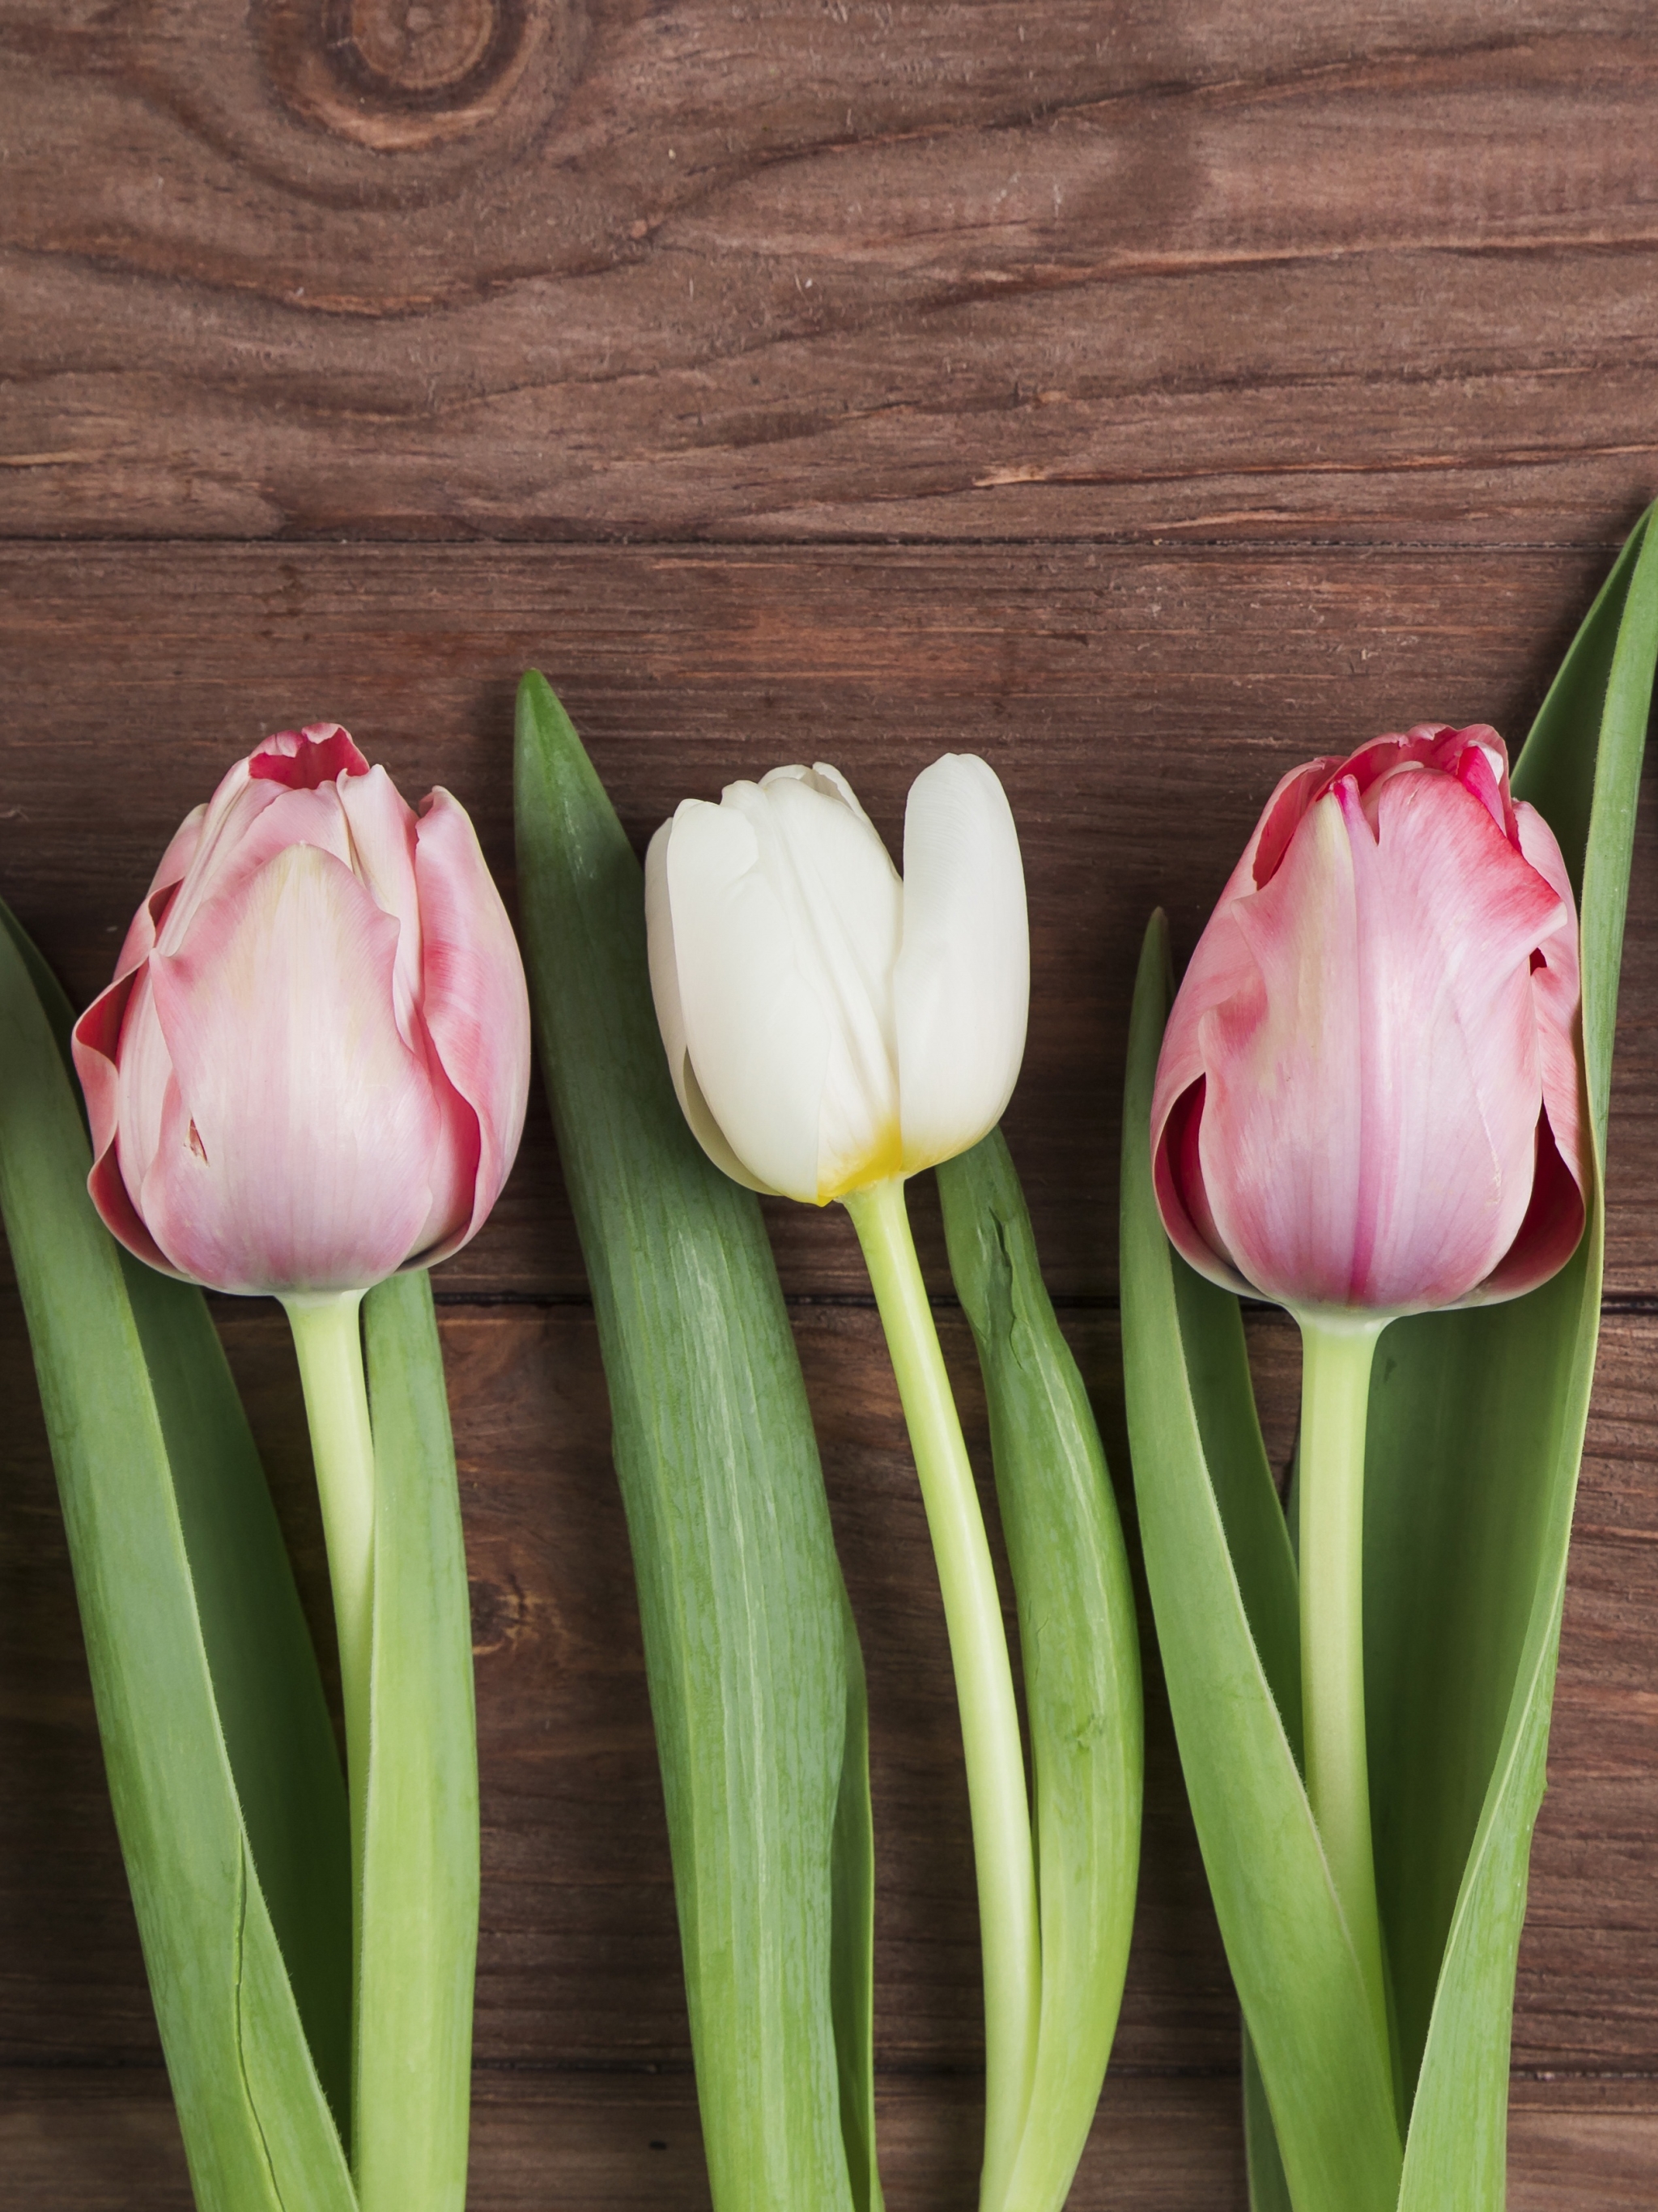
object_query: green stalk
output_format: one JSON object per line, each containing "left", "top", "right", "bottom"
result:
{"left": 279, "top": 1278, "right": 477, "bottom": 2212}
{"left": 1295, "top": 1313, "right": 1392, "bottom": 2099}
{"left": 281, "top": 1288, "right": 376, "bottom": 2027}
{"left": 937, "top": 1129, "right": 1142, "bottom": 2212}
{"left": 844, "top": 1174, "right": 1039, "bottom": 2212}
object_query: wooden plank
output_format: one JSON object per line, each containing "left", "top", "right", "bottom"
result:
{"left": 3, "top": 7, "right": 1658, "bottom": 542}
{"left": 5, "top": 1300, "right": 1657, "bottom": 2091}
{"left": 4, "top": 540, "right": 1656, "bottom": 1300}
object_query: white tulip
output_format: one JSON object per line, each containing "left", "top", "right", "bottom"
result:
{"left": 651, "top": 749, "right": 1040, "bottom": 2203}
{"left": 645, "top": 754, "right": 1029, "bottom": 1205}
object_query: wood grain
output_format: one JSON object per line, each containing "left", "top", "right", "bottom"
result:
{"left": 5, "top": 539, "right": 1657, "bottom": 1304}
{"left": 4, "top": 5, "right": 1658, "bottom": 542}
{"left": 6, "top": 2, "right": 1658, "bottom": 2195}
{"left": 5, "top": 1294, "right": 1658, "bottom": 2202}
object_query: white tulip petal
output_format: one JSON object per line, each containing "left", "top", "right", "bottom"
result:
{"left": 664, "top": 798, "right": 834, "bottom": 1203}
{"left": 725, "top": 768, "right": 904, "bottom": 1195}
{"left": 895, "top": 753, "right": 1030, "bottom": 1172}
{"left": 645, "top": 819, "right": 774, "bottom": 1194}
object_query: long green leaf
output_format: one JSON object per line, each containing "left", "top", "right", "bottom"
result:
{"left": 0, "top": 904, "right": 354, "bottom": 2209}
{"left": 1376, "top": 504, "right": 1658, "bottom": 2208}
{"left": 936, "top": 1127, "right": 1142, "bottom": 2210}
{"left": 1120, "top": 916, "right": 1402, "bottom": 2212}
{"left": 513, "top": 671, "right": 878, "bottom": 2212}
{"left": 355, "top": 1270, "right": 479, "bottom": 2210}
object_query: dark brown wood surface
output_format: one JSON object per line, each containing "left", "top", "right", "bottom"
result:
{"left": 4, "top": 2, "right": 1658, "bottom": 2204}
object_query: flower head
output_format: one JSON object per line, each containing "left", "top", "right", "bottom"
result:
{"left": 1150, "top": 723, "right": 1586, "bottom": 1318}
{"left": 646, "top": 754, "right": 1028, "bottom": 1203}
{"left": 73, "top": 723, "right": 531, "bottom": 1295}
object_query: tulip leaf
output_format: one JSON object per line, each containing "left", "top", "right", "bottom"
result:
{"left": 0, "top": 901, "right": 354, "bottom": 2208}
{"left": 1120, "top": 501, "right": 1658, "bottom": 2212}
{"left": 1370, "top": 500, "right": 1658, "bottom": 2209}
{"left": 936, "top": 1128, "right": 1143, "bottom": 2212}
{"left": 1121, "top": 914, "right": 1403, "bottom": 2212}
{"left": 514, "top": 671, "right": 879, "bottom": 2212}
{"left": 355, "top": 1270, "right": 479, "bottom": 2212}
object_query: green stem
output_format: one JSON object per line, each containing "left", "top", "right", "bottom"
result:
{"left": 845, "top": 1176, "right": 1039, "bottom": 2212}
{"left": 1295, "top": 1312, "right": 1392, "bottom": 2104}
{"left": 281, "top": 1287, "right": 375, "bottom": 2155}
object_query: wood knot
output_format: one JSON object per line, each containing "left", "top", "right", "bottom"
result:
{"left": 261, "top": 0, "right": 555, "bottom": 151}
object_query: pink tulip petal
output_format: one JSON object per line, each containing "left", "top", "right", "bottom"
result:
{"left": 1152, "top": 1074, "right": 1252, "bottom": 1295}
{"left": 72, "top": 969, "right": 139, "bottom": 1190}
{"left": 1478, "top": 1109, "right": 1584, "bottom": 1302}
{"left": 410, "top": 789, "right": 530, "bottom": 1259}
{"left": 1250, "top": 756, "right": 1346, "bottom": 888}
{"left": 113, "top": 804, "right": 208, "bottom": 976}
{"left": 1514, "top": 799, "right": 1587, "bottom": 1192}
{"left": 338, "top": 764, "right": 423, "bottom": 1043}
{"left": 113, "top": 965, "right": 182, "bottom": 1215}
{"left": 1477, "top": 801, "right": 1588, "bottom": 1297}
{"left": 141, "top": 843, "right": 440, "bottom": 1293}
{"left": 1197, "top": 768, "right": 1567, "bottom": 1314}
{"left": 1197, "top": 794, "right": 1370, "bottom": 1309}
{"left": 72, "top": 959, "right": 181, "bottom": 1275}
{"left": 155, "top": 777, "right": 347, "bottom": 959}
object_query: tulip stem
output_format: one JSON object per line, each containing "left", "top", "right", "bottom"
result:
{"left": 845, "top": 1175, "right": 1039, "bottom": 2212}
{"left": 1296, "top": 1312, "right": 1393, "bottom": 2114}
{"left": 281, "top": 1287, "right": 375, "bottom": 2154}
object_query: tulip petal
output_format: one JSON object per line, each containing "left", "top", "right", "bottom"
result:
{"left": 1192, "top": 794, "right": 1368, "bottom": 1309}
{"left": 1201, "top": 772, "right": 1567, "bottom": 1313}
{"left": 662, "top": 797, "right": 834, "bottom": 1204}
{"left": 894, "top": 753, "right": 1029, "bottom": 1173}
{"left": 113, "top": 803, "right": 208, "bottom": 975}
{"left": 157, "top": 780, "right": 351, "bottom": 959}
{"left": 71, "top": 952, "right": 181, "bottom": 1278}
{"left": 644, "top": 822, "right": 772, "bottom": 1193}
{"left": 141, "top": 844, "right": 441, "bottom": 1293}
{"left": 340, "top": 764, "right": 423, "bottom": 1044}
{"left": 1476, "top": 801, "right": 1588, "bottom": 1299}
{"left": 410, "top": 789, "right": 531, "bottom": 1260}
{"left": 728, "top": 768, "right": 905, "bottom": 1193}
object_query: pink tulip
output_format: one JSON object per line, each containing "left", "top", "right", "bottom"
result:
{"left": 1150, "top": 722, "right": 1587, "bottom": 1317}
{"left": 73, "top": 723, "right": 530, "bottom": 1296}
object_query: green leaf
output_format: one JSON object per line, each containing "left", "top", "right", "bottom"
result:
{"left": 513, "top": 671, "right": 878, "bottom": 2212}
{"left": 355, "top": 1271, "right": 479, "bottom": 2211}
{"left": 1120, "top": 916, "right": 1402, "bottom": 2212}
{"left": 1374, "top": 504, "right": 1658, "bottom": 2209}
{"left": 1118, "top": 504, "right": 1658, "bottom": 2212}
{"left": 935, "top": 1127, "right": 1142, "bottom": 2210}
{"left": 0, "top": 903, "right": 354, "bottom": 2209}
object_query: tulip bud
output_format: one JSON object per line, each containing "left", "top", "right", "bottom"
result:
{"left": 1150, "top": 722, "right": 1588, "bottom": 1318}
{"left": 73, "top": 723, "right": 531, "bottom": 1296}
{"left": 644, "top": 753, "right": 1029, "bottom": 1205}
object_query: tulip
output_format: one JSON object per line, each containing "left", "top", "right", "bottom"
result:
{"left": 644, "top": 754, "right": 1027, "bottom": 1204}
{"left": 1150, "top": 721, "right": 1585, "bottom": 1317}
{"left": 73, "top": 721, "right": 530, "bottom": 1297}
{"left": 648, "top": 751, "right": 1040, "bottom": 2212}
{"left": 1147, "top": 721, "right": 1588, "bottom": 2115}
{"left": 73, "top": 722, "right": 529, "bottom": 2211}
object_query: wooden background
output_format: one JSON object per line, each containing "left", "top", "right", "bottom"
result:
{"left": 4, "top": 2, "right": 1658, "bottom": 2203}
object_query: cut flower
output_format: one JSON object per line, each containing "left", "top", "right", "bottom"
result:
{"left": 1150, "top": 722, "right": 1587, "bottom": 1318}
{"left": 73, "top": 722, "right": 530, "bottom": 1296}
{"left": 645, "top": 753, "right": 1028, "bottom": 1202}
